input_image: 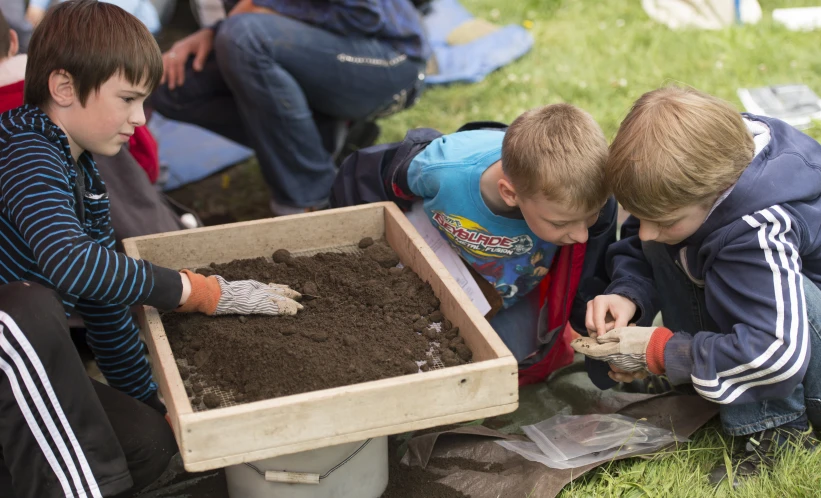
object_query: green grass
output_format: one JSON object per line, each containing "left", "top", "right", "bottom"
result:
{"left": 558, "top": 420, "right": 821, "bottom": 497}
{"left": 379, "top": 1, "right": 821, "bottom": 496}
{"left": 381, "top": 0, "right": 821, "bottom": 144}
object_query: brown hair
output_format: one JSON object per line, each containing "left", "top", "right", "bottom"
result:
{"left": 0, "top": 10, "right": 10, "bottom": 60}
{"left": 502, "top": 104, "right": 609, "bottom": 211}
{"left": 607, "top": 86, "right": 754, "bottom": 220}
{"left": 24, "top": 0, "right": 163, "bottom": 107}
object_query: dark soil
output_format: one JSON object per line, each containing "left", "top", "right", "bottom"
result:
{"left": 162, "top": 241, "right": 473, "bottom": 406}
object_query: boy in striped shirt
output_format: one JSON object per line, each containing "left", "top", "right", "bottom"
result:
{"left": 0, "top": 2, "right": 302, "bottom": 496}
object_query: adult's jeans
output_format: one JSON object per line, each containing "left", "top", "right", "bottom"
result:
{"left": 643, "top": 241, "right": 821, "bottom": 436}
{"left": 151, "top": 13, "right": 426, "bottom": 209}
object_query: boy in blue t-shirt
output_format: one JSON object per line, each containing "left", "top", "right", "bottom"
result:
{"left": 405, "top": 104, "right": 615, "bottom": 364}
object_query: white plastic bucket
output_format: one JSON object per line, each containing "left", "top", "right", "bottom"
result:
{"left": 224, "top": 437, "right": 388, "bottom": 498}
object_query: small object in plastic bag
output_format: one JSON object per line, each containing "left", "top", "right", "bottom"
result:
{"left": 497, "top": 414, "right": 686, "bottom": 470}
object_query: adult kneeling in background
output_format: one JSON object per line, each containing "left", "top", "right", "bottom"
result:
{"left": 152, "top": 0, "right": 430, "bottom": 216}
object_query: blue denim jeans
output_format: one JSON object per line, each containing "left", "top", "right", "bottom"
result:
{"left": 151, "top": 13, "right": 425, "bottom": 209}
{"left": 643, "top": 242, "right": 821, "bottom": 435}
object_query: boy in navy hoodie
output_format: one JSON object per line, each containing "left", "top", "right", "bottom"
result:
{"left": 574, "top": 86, "right": 821, "bottom": 484}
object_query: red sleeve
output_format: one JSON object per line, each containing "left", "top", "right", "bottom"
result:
{"left": 0, "top": 81, "right": 25, "bottom": 113}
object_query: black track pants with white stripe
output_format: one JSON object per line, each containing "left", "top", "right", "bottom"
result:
{"left": 0, "top": 282, "right": 177, "bottom": 498}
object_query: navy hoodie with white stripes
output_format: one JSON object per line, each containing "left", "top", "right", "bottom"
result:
{"left": 0, "top": 105, "right": 182, "bottom": 400}
{"left": 606, "top": 114, "right": 821, "bottom": 405}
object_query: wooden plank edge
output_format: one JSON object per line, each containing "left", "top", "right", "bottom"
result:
{"left": 139, "top": 307, "right": 193, "bottom": 423}
{"left": 178, "top": 401, "right": 519, "bottom": 472}
{"left": 382, "top": 203, "right": 513, "bottom": 360}
{"left": 181, "top": 357, "right": 517, "bottom": 424}
{"left": 122, "top": 203, "right": 389, "bottom": 244}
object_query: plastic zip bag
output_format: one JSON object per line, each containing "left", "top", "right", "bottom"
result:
{"left": 497, "top": 414, "right": 686, "bottom": 470}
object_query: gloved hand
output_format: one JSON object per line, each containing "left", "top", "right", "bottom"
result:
{"left": 177, "top": 269, "right": 302, "bottom": 316}
{"left": 571, "top": 326, "right": 673, "bottom": 374}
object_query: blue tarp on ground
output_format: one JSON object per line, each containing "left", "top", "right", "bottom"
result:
{"left": 149, "top": 113, "right": 254, "bottom": 192}
{"left": 423, "top": 0, "right": 534, "bottom": 85}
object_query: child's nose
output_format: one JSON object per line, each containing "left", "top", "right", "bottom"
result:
{"left": 130, "top": 107, "right": 146, "bottom": 127}
{"left": 568, "top": 224, "right": 588, "bottom": 244}
{"left": 638, "top": 223, "right": 658, "bottom": 241}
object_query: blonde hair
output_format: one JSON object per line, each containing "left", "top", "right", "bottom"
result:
{"left": 502, "top": 104, "right": 609, "bottom": 211}
{"left": 607, "top": 86, "right": 754, "bottom": 220}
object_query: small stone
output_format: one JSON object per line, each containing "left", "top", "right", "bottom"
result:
{"left": 388, "top": 267, "right": 403, "bottom": 276}
{"left": 302, "top": 330, "right": 329, "bottom": 343}
{"left": 302, "top": 281, "right": 318, "bottom": 296}
{"left": 272, "top": 249, "right": 291, "bottom": 263}
{"left": 454, "top": 344, "right": 472, "bottom": 362}
{"left": 358, "top": 237, "right": 375, "bottom": 249}
{"left": 203, "top": 393, "right": 221, "bottom": 409}
{"left": 402, "top": 361, "right": 419, "bottom": 375}
{"left": 442, "top": 319, "right": 453, "bottom": 331}
{"left": 364, "top": 243, "right": 400, "bottom": 268}
{"left": 428, "top": 310, "right": 444, "bottom": 323}
{"left": 343, "top": 335, "right": 358, "bottom": 347}
{"left": 424, "top": 328, "right": 438, "bottom": 340}
{"left": 191, "top": 397, "right": 202, "bottom": 406}
{"left": 420, "top": 363, "right": 431, "bottom": 372}
{"left": 403, "top": 348, "right": 413, "bottom": 358}
{"left": 445, "top": 327, "right": 460, "bottom": 340}
{"left": 178, "top": 366, "right": 190, "bottom": 380}
{"left": 413, "top": 317, "right": 429, "bottom": 333}
{"left": 410, "top": 314, "right": 421, "bottom": 322}
{"left": 281, "top": 326, "right": 298, "bottom": 336}
{"left": 439, "top": 339, "right": 450, "bottom": 351}
{"left": 442, "top": 355, "right": 460, "bottom": 367}
{"left": 192, "top": 383, "right": 204, "bottom": 394}
{"left": 193, "top": 349, "right": 211, "bottom": 368}
{"left": 450, "top": 335, "right": 464, "bottom": 346}
{"left": 238, "top": 316, "right": 247, "bottom": 324}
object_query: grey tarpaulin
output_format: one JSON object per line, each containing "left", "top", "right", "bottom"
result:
{"left": 398, "top": 358, "right": 718, "bottom": 498}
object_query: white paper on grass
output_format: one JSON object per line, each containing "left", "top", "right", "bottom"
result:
{"left": 405, "top": 202, "right": 492, "bottom": 316}
{"left": 773, "top": 7, "right": 821, "bottom": 32}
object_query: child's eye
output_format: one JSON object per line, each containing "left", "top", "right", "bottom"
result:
{"left": 122, "top": 97, "right": 135, "bottom": 104}
{"left": 659, "top": 220, "right": 676, "bottom": 229}
{"left": 550, "top": 222, "right": 568, "bottom": 228}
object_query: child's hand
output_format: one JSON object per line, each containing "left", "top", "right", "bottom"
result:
{"left": 25, "top": 5, "right": 46, "bottom": 27}
{"left": 177, "top": 270, "right": 303, "bottom": 316}
{"left": 585, "top": 294, "right": 637, "bottom": 338}
{"left": 608, "top": 365, "right": 648, "bottom": 383}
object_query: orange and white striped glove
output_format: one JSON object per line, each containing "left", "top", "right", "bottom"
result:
{"left": 176, "top": 269, "right": 302, "bottom": 316}
{"left": 571, "top": 326, "right": 673, "bottom": 374}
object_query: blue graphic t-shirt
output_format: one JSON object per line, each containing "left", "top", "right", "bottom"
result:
{"left": 407, "top": 130, "right": 557, "bottom": 308}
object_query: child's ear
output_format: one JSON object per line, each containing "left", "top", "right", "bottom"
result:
{"left": 8, "top": 30, "right": 18, "bottom": 58}
{"left": 497, "top": 177, "right": 519, "bottom": 208}
{"left": 48, "top": 70, "right": 76, "bottom": 108}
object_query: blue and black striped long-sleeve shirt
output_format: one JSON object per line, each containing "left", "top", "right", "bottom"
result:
{"left": 0, "top": 105, "right": 182, "bottom": 400}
